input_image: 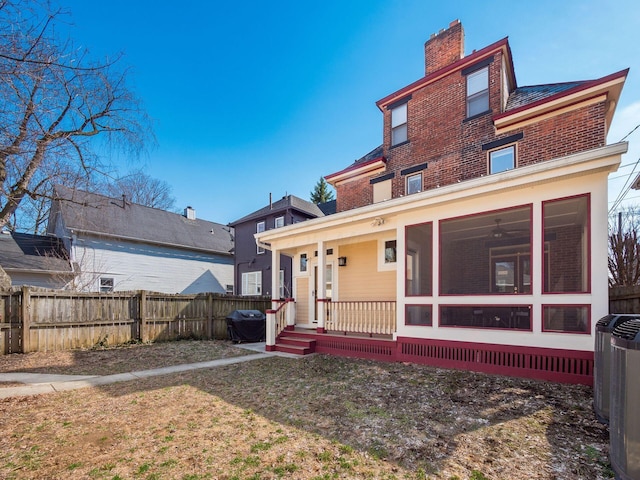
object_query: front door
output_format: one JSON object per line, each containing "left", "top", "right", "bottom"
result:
{"left": 311, "top": 263, "right": 333, "bottom": 323}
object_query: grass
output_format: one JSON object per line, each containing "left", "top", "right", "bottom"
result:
{"left": 0, "top": 339, "right": 612, "bottom": 479}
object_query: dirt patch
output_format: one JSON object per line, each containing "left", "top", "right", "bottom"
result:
{"left": 0, "top": 341, "right": 612, "bottom": 479}
{"left": 0, "top": 340, "right": 253, "bottom": 380}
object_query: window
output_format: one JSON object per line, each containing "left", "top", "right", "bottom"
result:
{"left": 384, "top": 240, "right": 397, "bottom": 263}
{"left": 440, "top": 305, "right": 531, "bottom": 330}
{"left": 279, "top": 270, "right": 285, "bottom": 298}
{"left": 391, "top": 102, "right": 408, "bottom": 146}
{"left": 100, "top": 277, "right": 114, "bottom": 293}
{"left": 489, "top": 145, "right": 515, "bottom": 174}
{"left": 406, "top": 173, "right": 422, "bottom": 195}
{"left": 440, "top": 206, "right": 531, "bottom": 295}
{"left": 543, "top": 195, "right": 590, "bottom": 293}
{"left": 373, "top": 179, "right": 392, "bottom": 203}
{"left": 256, "top": 221, "right": 265, "bottom": 254}
{"left": 405, "top": 305, "right": 432, "bottom": 326}
{"left": 543, "top": 305, "right": 590, "bottom": 333}
{"left": 406, "top": 222, "right": 432, "bottom": 296}
{"left": 225, "top": 284, "right": 234, "bottom": 294}
{"left": 275, "top": 216, "right": 284, "bottom": 228}
{"left": 467, "top": 66, "right": 489, "bottom": 117}
{"left": 241, "top": 271, "right": 262, "bottom": 296}
{"left": 300, "top": 253, "right": 307, "bottom": 272}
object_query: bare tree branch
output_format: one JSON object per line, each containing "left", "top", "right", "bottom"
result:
{"left": 0, "top": 0, "right": 153, "bottom": 231}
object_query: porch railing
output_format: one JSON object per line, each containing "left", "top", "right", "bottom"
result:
{"left": 326, "top": 300, "right": 396, "bottom": 335}
{"left": 266, "top": 298, "right": 295, "bottom": 350}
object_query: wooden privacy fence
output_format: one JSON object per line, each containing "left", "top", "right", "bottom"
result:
{"left": 0, "top": 287, "right": 270, "bottom": 355}
{"left": 609, "top": 285, "right": 640, "bottom": 314}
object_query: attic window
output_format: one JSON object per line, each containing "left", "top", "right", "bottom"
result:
{"left": 466, "top": 66, "right": 489, "bottom": 117}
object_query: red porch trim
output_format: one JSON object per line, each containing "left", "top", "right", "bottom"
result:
{"left": 396, "top": 337, "right": 593, "bottom": 386}
{"left": 276, "top": 330, "right": 593, "bottom": 385}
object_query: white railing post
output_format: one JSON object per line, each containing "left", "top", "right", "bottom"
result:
{"left": 286, "top": 298, "right": 295, "bottom": 329}
{"left": 265, "top": 308, "right": 276, "bottom": 351}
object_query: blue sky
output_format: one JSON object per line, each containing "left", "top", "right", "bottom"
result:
{"left": 60, "top": 0, "right": 640, "bottom": 225}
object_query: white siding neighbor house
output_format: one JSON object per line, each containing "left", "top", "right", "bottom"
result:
{"left": 47, "top": 185, "right": 234, "bottom": 294}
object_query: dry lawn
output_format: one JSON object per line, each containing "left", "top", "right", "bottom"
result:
{"left": 0, "top": 340, "right": 612, "bottom": 480}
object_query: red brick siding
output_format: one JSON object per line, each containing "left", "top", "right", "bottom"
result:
{"left": 335, "top": 176, "right": 373, "bottom": 212}
{"left": 334, "top": 49, "right": 607, "bottom": 213}
{"left": 424, "top": 21, "right": 464, "bottom": 75}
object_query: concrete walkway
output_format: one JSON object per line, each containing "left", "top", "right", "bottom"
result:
{"left": 0, "top": 342, "right": 301, "bottom": 399}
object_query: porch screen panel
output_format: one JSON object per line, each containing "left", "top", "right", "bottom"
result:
{"left": 440, "top": 206, "right": 531, "bottom": 295}
{"left": 405, "top": 222, "right": 432, "bottom": 296}
{"left": 543, "top": 195, "right": 589, "bottom": 293}
{"left": 440, "top": 305, "right": 531, "bottom": 330}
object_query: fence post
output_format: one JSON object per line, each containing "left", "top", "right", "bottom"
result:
{"left": 139, "top": 290, "right": 147, "bottom": 342}
{"left": 21, "top": 286, "right": 31, "bottom": 353}
{"left": 207, "top": 293, "right": 213, "bottom": 339}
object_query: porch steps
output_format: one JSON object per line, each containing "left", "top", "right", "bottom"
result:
{"left": 274, "top": 333, "right": 316, "bottom": 355}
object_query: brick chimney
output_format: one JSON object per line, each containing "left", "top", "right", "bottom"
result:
{"left": 424, "top": 20, "right": 464, "bottom": 76}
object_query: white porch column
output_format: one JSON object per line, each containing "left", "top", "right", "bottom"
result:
{"left": 316, "top": 241, "right": 326, "bottom": 333}
{"left": 271, "top": 247, "right": 281, "bottom": 306}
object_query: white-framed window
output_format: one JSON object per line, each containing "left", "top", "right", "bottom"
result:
{"left": 385, "top": 240, "right": 397, "bottom": 263}
{"left": 241, "top": 271, "right": 262, "bottom": 296}
{"left": 391, "top": 102, "right": 408, "bottom": 146}
{"left": 378, "top": 237, "right": 398, "bottom": 271}
{"left": 256, "top": 221, "right": 265, "bottom": 254}
{"left": 299, "top": 253, "right": 308, "bottom": 272}
{"left": 406, "top": 172, "right": 422, "bottom": 195}
{"left": 100, "top": 277, "right": 114, "bottom": 293}
{"left": 275, "top": 216, "right": 285, "bottom": 228}
{"left": 489, "top": 145, "right": 515, "bottom": 174}
{"left": 467, "top": 66, "right": 489, "bottom": 117}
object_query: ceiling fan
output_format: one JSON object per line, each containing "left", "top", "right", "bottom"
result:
{"left": 489, "top": 218, "right": 527, "bottom": 238}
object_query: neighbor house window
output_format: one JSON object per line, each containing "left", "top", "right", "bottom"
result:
{"left": 467, "top": 66, "right": 489, "bottom": 117}
{"left": 406, "top": 172, "right": 422, "bottom": 195}
{"left": 279, "top": 270, "right": 285, "bottom": 298}
{"left": 275, "top": 216, "right": 284, "bottom": 228}
{"left": 391, "top": 102, "right": 408, "bottom": 146}
{"left": 256, "top": 221, "right": 265, "bottom": 254}
{"left": 406, "top": 222, "right": 433, "bottom": 296}
{"left": 489, "top": 145, "right": 515, "bottom": 174}
{"left": 300, "top": 253, "right": 308, "bottom": 272}
{"left": 242, "top": 271, "right": 262, "bottom": 296}
{"left": 100, "top": 277, "right": 114, "bottom": 293}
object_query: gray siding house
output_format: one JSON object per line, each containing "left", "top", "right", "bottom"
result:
{"left": 0, "top": 231, "right": 75, "bottom": 289}
{"left": 47, "top": 185, "right": 234, "bottom": 294}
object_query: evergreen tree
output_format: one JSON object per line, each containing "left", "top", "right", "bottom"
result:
{"left": 310, "top": 177, "right": 335, "bottom": 204}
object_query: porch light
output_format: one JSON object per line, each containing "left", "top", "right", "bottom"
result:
{"left": 338, "top": 256, "right": 347, "bottom": 267}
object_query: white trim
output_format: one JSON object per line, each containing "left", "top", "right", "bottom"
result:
{"left": 256, "top": 143, "right": 626, "bottom": 246}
